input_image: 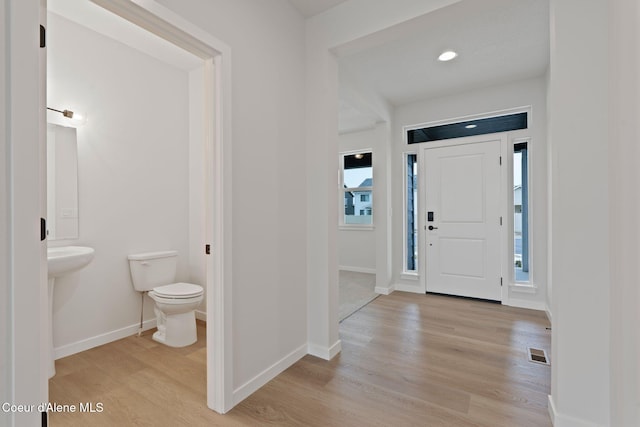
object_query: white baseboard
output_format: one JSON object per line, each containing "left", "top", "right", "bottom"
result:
{"left": 548, "top": 395, "right": 602, "bottom": 427}
{"left": 307, "top": 339, "right": 342, "bottom": 360}
{"left": 56, "top": 310, "right": 208, "bottom": 360}
{"left": 232, "top": 343, "right": 307, "bottom": 406}
{"left": 548, "top": 395, "right": 557, "bottom": 425}
{"left": 375, "top": 285, "right": 394, "bottom": 295}
{"left": 505, "top": 298, "right": 547, "bottom": 311}
{"left": 545, "top": 306, "right": 552, "bottom": 324}
{"left": 54, "top": 318, "right": 157, "bottom": 360}
{"left": 195, "top": 309, "right": 207, "bottom": 322}
{"left": 394, "top": 283, "right": 424, "bottom": 294}
{"left": 339, "top": 266, "right": 376, "bottom": 274}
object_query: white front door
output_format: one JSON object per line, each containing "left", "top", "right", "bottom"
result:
{"left": 423, "top": 138, "right": 503, "bottom": 301}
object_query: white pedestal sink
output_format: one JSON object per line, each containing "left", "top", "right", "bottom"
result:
{"left": 47, "top": 246, "right": 95, "bottom": 378}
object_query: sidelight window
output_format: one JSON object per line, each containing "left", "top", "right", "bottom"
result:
{"left": 514, "top": 142, "right": 529, "bottom": 282}
{"left": 405, "top": 153, "right": 418, "bottom": 272}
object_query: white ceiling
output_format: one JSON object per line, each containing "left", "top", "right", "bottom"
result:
{"left": 288, "top": 0, "right": 349, "bottom": 18}
{"left": 337, "top": 0, "right": 549, "bottom": 130}
{"left": 49, "top": 0, "right": 548, "bottom": 134}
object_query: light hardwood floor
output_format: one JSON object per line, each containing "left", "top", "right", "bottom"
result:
{"left": 49, "top": 292, "right": 551, "bottom": 426}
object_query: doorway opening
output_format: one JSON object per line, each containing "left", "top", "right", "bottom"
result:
{"left": 406, "top": 109, "right": 530, "bottom": 300}
{"left": 45, "top": 0, "right": 232, "bottom": 414}
{"left": 338, "top": 150, "right": 378, "bottom": 321}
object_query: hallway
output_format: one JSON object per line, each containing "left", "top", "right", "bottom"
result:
{"left": 49, "top": 292, "right": 551, "bottom": 426}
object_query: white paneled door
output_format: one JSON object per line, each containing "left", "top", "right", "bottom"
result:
{"left": 423, "top": 138, "right": 503, "bottom": 301}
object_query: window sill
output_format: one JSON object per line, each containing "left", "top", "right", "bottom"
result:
{"left": 509, "top": 283, "right": 537, "bottom": 294}
{"left": 400, "top": 272, "right": 419, "bottom": 281}
{"left": 339, "top": 225, "right": 375, "bottom": 231}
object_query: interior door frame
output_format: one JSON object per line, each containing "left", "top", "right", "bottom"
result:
{"left": 418, "top": 133, "right": 509, "bottom": 303}
{"left": 87, "top": 0, "right": 234, "bottom": 413}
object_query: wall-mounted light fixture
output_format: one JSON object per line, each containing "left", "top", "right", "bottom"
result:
{"left": 47, "top": 106, "right": 87, "bottom": 127}
{"left": 47, "top": 107, "right": 75, "bottom": 118}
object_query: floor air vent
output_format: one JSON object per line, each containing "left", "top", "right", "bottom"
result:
{"left": 527, "top": 347, "right": 550, "bottom": 365}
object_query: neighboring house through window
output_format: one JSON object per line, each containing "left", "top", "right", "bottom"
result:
{"left": 341, "top": 151, "right": 373, "bottom": 226}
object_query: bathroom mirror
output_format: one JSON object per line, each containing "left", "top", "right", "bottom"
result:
{"left": 47, "top": 123, "right": 79, "bottom": 240}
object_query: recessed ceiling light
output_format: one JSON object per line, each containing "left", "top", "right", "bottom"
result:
{"left": 438, "top": 50, "right": 458, "bottom": 62}
{"left": 465, "top": 124, "right": 477, "bottom": 129}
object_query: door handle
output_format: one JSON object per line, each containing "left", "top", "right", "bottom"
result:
{"left": 428, "top": 225, "right": 438, "bottom": 231}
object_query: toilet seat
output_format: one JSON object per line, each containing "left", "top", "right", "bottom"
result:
{"left": 152, "top": 282, "right": 203, "bottom": 299}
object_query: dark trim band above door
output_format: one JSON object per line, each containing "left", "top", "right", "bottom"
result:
{"left": 407, "top": 112, "right": 527, "bottom": 144}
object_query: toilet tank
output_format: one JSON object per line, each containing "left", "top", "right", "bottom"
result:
{"left": 128, "top": 250, "right": 178, "bottom": 291}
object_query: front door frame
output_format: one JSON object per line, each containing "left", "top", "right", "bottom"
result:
{"left": 417, "top": 133, "right": 509, "bottom": 303}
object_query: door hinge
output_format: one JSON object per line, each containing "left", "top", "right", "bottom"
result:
{"left": 40, "top": 218, "right": 46, "bottom": 241}
{"left": 499, "top": 156, "right": 502, "bottom": 165}
{"left": 205, "top": 244, "right": 211, "bottom": 255}
{"left": 501, "top": 277, "right": 503, "bottom": 286}
{"left": 40, "top": 25, "right": 46, "bottom": 48}
{"left": 500, "top": 216, "right": 503, "bottom": 226}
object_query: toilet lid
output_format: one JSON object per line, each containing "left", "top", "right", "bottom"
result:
{"left": 152, "top": 282, "right": 203, "bottom": 298}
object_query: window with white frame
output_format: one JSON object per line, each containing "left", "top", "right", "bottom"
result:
{"left": 514, "top": 141, "right": 530, "bottom": 283}
{"left": 513, "top": 141, "right": 529, "bottom": 283}
{"left": 341, "top": 151, "right": 373, "bottom": 226}
{"left": 405, "top": 153, "right": 418, "bottom": 272}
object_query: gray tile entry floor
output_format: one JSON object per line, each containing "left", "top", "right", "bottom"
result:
{"left": 338, "top": 270, "right": 378, "bottom": 321}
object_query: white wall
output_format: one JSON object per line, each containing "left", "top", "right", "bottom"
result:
{"left": 548, "top": 0, "right": 610, "bottom": 425}
{"left": 47, "top": 12, "right": 193, "bottom": 354}
{"left": 608, "top": 2, "right": 640, "bottom": 425}
{"left": 338, "top": 225, "right": 376, "bottom": 273}
{"left": 0, "top": 0, "right": 10, "bottom": 423}
{"left": 338, "top": 125, "right": 385, "bottom": 273}
{"left": 0, "top": 0, "right": 13, "bottom": 427}
{"left": 548, "top": 1, "right": 640, "bottom": 425}
{"left": 156, "top": 0, "right": 309, "bottom": 398}
{"left": 393, "top": 76, "right": 548, "bottom": 310}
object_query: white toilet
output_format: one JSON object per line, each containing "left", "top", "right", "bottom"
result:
{"left": 128, "top": 250, "right": 204, "bottom": 347}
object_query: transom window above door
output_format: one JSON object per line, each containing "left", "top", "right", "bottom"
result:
{"left": 407, "top": 112, "right": 528, "bottom": 144}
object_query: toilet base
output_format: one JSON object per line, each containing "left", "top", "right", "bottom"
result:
{"left": 153, "top": 308, "right": 198, "bottom": 347}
